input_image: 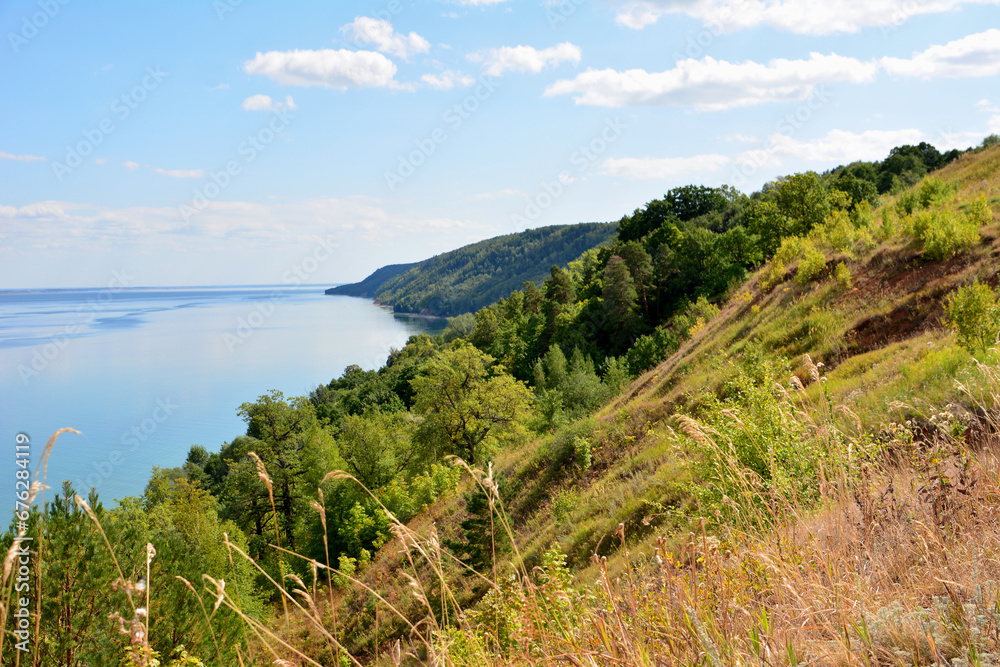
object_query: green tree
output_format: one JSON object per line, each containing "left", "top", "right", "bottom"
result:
{"left": 774, "top": 172, "right": 830, "bottom": 235}
{"left": 336, "top": 410, "right": 419, "bottom": 489}
{"left": 602, "top": 255, "right": 641, "bottom": 353}
{"left": 412, "top": 344, "right": 532, "bottom": 464}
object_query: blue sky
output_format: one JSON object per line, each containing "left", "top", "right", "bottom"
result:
{"left": 1, "top": 0, "right": 999, "bottom": 288}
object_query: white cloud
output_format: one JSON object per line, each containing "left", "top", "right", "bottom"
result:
{"left": 457, "top": 0, "right": 509, "bottom": 5}
{"left": 470, "top": 42, "right": 582, "bottom": 76}
{"left": 210, "top": 83, "right": 230, "bottom": 91}
{"left": 0, "top": 151, "right": 45, "bottom": 162}
{"left": 545, "top": 53, "right": 876, "bottom": 110}
{"left": 124, "top": 161, "right": 141, "bottom": 171}
{"left": 242, "top": 94, "right": 298, "bottom": 112}
{"left": 881, "top": 29, "right": 1000, "bottom": 78}
{"left": 153, "top": 167, "right": 205, "bottom": 179}
{"left": 990, "top": 115, "right": 1000, "bottom": 134}
{"left": 244, "top": 49, "right": 399, "bottom": 89}
{"left": 94, "top": 158, "right": 107, "bottom": 165}
{"left": 342, "top": 17, "right": 431, "bottom": 61}
{"left": 421, "top": 70, "right": 476, "bottom": 90}
{"left": 603, "top": 154, "right": 731, "bottom": 180}
{"left": 0, "top": 197, "right": 486, "bottom": 253}
{"left": 760, "top": 128, "right": 926, "bottom": 163}
{"left": 614, "top": 0, "right": 1000, "bottom": 35}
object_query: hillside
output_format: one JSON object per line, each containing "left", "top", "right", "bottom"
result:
{"left": 310, "top": 143, "right": 1000, "bottom": 663}
{"left": 326, "top": 222, "right": 617, "bottom": 316}
{"left": 324, "top": 262, "right": 418, "bottom": 298}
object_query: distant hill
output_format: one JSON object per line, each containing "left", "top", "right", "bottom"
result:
{"left": 324, "top": 262, "right": 418, "bottom": 298}
{"left": 326, "top": 222, "right": 617, "bottom": 317}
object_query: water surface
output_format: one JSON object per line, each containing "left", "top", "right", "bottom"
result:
{"left": 0, "top": 285, "right": 442, "bottom": 506}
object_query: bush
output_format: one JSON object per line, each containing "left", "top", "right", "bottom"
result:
{"left": 571, "top": 437, "right": 592, "bottom": 472}
{"left": 669, "top": 296, "right": 720, "bottom": 340}
{"left": 795, "top": 240, "right": 826, "bottom": 285}
{"left": 823, "top": 209, "right": 855, "bottom": 253}
{"left": 627, "top": 327, "right": 680, "bottom": 374}
{"left": 944, "top": 280, "right": 1000, "bottom": 353}
{"left": 834, "top": 262, "right": 853, "bottom": 290}
{"left": 917, "top": 176, "right": 953, "bottom": 209}
{"left": 966, "top": 193, "right": 994, "bottom": 228}
{"left": 912, "top": 209, "right": 979, "bottom": 260}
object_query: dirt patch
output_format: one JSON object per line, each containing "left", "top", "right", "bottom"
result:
{"left": 845, "top": 294, "right": 945, "bottom": 358}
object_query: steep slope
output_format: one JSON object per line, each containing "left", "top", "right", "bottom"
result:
{"left": 327, "top": 222, "right": 617, "bottom": 317}
{"left": 316, "top": 144, "right": 1000, "bottom": 661}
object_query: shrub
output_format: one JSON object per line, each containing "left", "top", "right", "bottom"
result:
{"left": 833, "top": 262, "right": 853, "bottom": 290}
{"left": 571, "top": 437, "right": 592, "bottom": 472}
{"left": 966, "top": 193, "right": 994, "bottom": 228}
{"left": 944, "top": 280, "right": 1000, "bottom": 353}
{"left": 823, "top": 209, "right": 855, "bottom": 253}
{"left": 774, "top": 236, "right": 802, "bottom": 266}
{"left": 917, "top": 176, "right": 953, "bottom": 209}
{"left": 795, "top": 240, "right": 826, "bottom": 285}
{"left": 912, "top": 209, "right": 979, "bottom": 260}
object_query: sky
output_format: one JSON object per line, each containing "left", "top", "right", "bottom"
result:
{"left": 1, "top": 0, "right": 999, "bottom": 289}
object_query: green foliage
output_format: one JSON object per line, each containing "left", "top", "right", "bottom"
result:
{"left": 910, "top": 209, "right": 980, "bottom": 260}
{"left": 795, "top": 240, "right": 827, "bottom": 285}
{"left": 571, "top": 436, "right": 592, "bottom": 472}
{"left": 834, "top": 262, "right": 853, "bottom": 290}
{"left": 773, "top": 172, "right": 830, "bottom": 235}
{"left": 445, "top": 479, "right": 510, "bottom": 574}
{"left": 7, "top": 482, "right": 259, "bottom": 666}
{"left": 336, "top": 410, "right": 419, "bottom": 489}
{"left": 443, "top": 312, "right": 477, "bottom": 341}
{"left": 966, "top": 193, "right": 994, "bottom": 228}
{"left": 944, "top": 280, "right": 1000, "bottom": 353}
{"left": 601, "top": 356, "right": 631, "bottom": 393}
{"left": 626, "top": 326, "right": 680, "bottom": 374}
{"left": 603, "top": 255, "right": 641, "bottom": 353}
{"left": 670, "top": 296, "right": 720, "bottom": 340}
{"left": 333, "top": 223, "right": 617, "bottom": 317}
{"left": 413, "top": 343, "right": 533, "bottom": 464}
{"left": 684, "top": 355, "right": 834, "bottom": 523}
{"left": 821, "top": 208, "right": 856, "bottom": 254}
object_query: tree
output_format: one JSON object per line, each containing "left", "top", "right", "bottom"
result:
{"left": 602, "top": 255, "right": 641, "bottom": 353}
{"left": 412, "top": 343, "right": 532, "bottom": 464}
{"left": 663, "top": 184, "right": 729, "bottom": 222}
{"left": 774, "top": 172, "right": 829, "bottom": 235}
{"left": 336, "top": 411, "right": 419, "bottom": 489}
{"left": 745, "top": 198, "right": 791, "bottom": 258}
{"left": 614, "top": 241, "right": 654, "bottom": 317}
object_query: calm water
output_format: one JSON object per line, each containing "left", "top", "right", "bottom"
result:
{"left": 0, "top": 286, "right": 442, "bottom": 506}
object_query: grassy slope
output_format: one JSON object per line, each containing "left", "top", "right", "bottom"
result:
{"left": 290, "top": 145, "right": 1000, "bottom": 663}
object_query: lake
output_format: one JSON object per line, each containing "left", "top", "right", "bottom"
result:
{"left": 0, "top": 285, "right": 443, "bottom": 507}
